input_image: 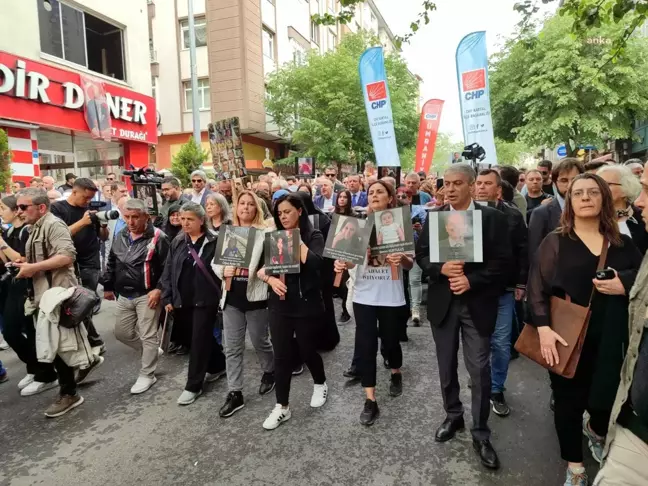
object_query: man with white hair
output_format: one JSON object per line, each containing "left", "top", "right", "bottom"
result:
{"left": 103, "top": 198, "right": 170, "bottom": 394}
{"left": 41, "top": 176, "right": 59, "bottom": 194}
{"left": 624, "top": 158, "right": 644, "bottom": 178}
{"left": 405, "top": 172, "right": 432, "bottom": 205}
{"left": 190, "top": 170, "right": 212, "bottom": 207}
{"left": 314, "top": 178, "right": 336, "bottom": 211}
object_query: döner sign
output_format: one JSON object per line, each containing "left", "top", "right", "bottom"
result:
{"left": 0, "top": 59, "right": 147, "bottom": 125}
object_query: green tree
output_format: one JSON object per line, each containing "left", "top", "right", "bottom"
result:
{"left": 0, "top": 128, "right": 12, "bottom": 192}
{"left": 495, "top": 138, "right": 535, "bottom": 166}
{"left": 490, "top": 14, "right": 648, "bottom": 155}
{"left": 170, "top": 136, "right": 209, "bottom": 187}
{"left": 265, "top": 31, "right": 419, "bottom": 169}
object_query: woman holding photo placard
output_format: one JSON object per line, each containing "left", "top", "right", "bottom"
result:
{"left": 213, "top": 191, "right": 275, "bottom": 418}
{"left": 257, "top": 193, "right": 328, "bottom": 430}
{"left": 334, "top": 180, "right": 413, "bottom": 426}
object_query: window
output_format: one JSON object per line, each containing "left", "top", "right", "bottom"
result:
{"left": 310, "top": 20, "right": 320, "bottom": 44}
{"left": 183, "top": 78, "right": 210, "bottom": 111}
{"left": 291, "top": 39, "right": 306, "bottom": 65}
{"left": 38, "top": 0, "right": 125, "bottom": 81}
{"left": 328, "top": 30, "right": 337, "bottom": 49}
{"left": 180, "top": 17, "right": 207, "bottom": 49}
{"left": 327, "top": 0, "right": 335, "bottom": 14}
{"left": 262, "top": 28, "right": 275, "bottom": 60}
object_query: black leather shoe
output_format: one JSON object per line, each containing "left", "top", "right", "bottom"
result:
{"left": 343, "top": 366, "right": 359, "bottom": 379}
{"left": 360, "top": 399, "right": 379, "bottom": 426}
{"left": 389, "top": 373, "right": 402, "bottom": 397}
{"left": 258, "top": 372, "right": 275, "bottom": 396}
{"left": 472, "top": 439, "right": 500, "bottom": 470}
{"left": 434, "top": 417, "right": 465, "bottom": 442}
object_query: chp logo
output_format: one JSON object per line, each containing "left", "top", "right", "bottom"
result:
{"left": 461, "top": 68, "right": 486, "bottom": 100}
{"left": 366, "top": 81, "right": 388, "bottom": 109}
{"left": 424, "top": 113, "right": 439, "bottom": 121}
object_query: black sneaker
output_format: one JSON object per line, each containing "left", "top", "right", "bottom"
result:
{"left": 292, "top": 364, "right": 304, "bottom": 376}
{"left": 339, "top": 311, "right": 351, "bottom": 323}
{"left": 343, "top": 365, "right": 359, "bottom": 379}
{"left": 175, "top": 345, "right": 189, "bottom": 355}
{"left": 219, "top": 391, "right": 245, "bottom": 418}
{"left": 75, "top": 356, "right": 104, "bottom": 384}
{"left": 389, "top": 372, "right": 403, "bottom": 397}
{"left": 490, "top": 392, "right": 511, "bottom": 417}
{"left": 360, "top": 399, "right": 379, "bottom": 426}
{"left": 259, "top": 372, "right": 275, "bottom": 395}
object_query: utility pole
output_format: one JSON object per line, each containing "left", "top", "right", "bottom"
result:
{"left": 188, "top": 0, "right": 201, "bottom": 150}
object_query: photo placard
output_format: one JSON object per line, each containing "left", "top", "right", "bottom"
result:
{"left": 208, "top": 117, "right": 246, "bottom": 179}
{"left": 427, "top": 210, "right": 483, "bottom": 263}
{"left": 296, "top": 157, "right": 315, "bottom": 178}
{"left": 323, "top": 214, "right": 373, "bottom": 265}
{"left": 213, "top": 225, "right": 257, "bottom": 268}
{"left": 133, "top": 183, "right": 159, "bottom": 216}
{"left": 264, "top": 229, "right": 300, "bottom": 275}
{"left": 368, "top": 206, "right": 415, "bottom": 256}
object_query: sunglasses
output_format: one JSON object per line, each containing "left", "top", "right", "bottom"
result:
{"left": 397, "top": 194, "right": 410, "bottom": 199}
{"left": 17, "top": 204, "right": 35, "bottom": 211}
{"left": 325, "top": 174, "right": 336, "bottom": 178}
{"left": 191, "top": 179, "right": 204, "bottom": 183}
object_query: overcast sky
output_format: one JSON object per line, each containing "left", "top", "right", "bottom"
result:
{"left": 373, "top": 0, "right": 555, "bottom": 141}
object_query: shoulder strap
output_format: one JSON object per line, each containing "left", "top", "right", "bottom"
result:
{"left": 588, "top": 238, "right": 609, "bottom": 305}
{"left": 187, "top": 241, "right": 220, "bottom": 291}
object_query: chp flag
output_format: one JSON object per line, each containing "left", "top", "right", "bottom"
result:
{"left": 456, "top": 31, "right": 497, "bottom": 164}
{"left": 359, "top": 46, "right": 400, "bottom": 167}
{"left": 414, "top": 99, "right": 444, "bottom": 174}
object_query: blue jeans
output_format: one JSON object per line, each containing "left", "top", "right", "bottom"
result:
{"left": 491, "top": 291, "right": 514, "bottom": 394}
{"left": 0, "top": 359, "right": 5, "bottom": 375}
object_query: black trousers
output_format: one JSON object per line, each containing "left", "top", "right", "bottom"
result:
{"left": 432, "top": 299, "right": 491, "bottom": 441}
{"left": 79, "top": 266, "right": 103, "bottom": 347}
{"left": 270, "top": 312, "right": 326, "bottom": 406}
{"left": 550, "top": 335, "right": 610, "bottom": 463}
{"left": 54, "top": 355, "right": 77, "bottom": 396}
{"left": 353, "top": 303, "right": 403, "bottom": 388}
{"left": 176, "top": 306, "right": 226, "bottom": 393}
{"left": 2, "top": 282, "right": 57, "bottom": 382}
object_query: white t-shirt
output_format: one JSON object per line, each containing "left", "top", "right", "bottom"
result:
{"left": 353, "top": 256, "right": 406, "bottom": 307}
{"left": 379, "top": 223, "right": 400, "bottom": 244}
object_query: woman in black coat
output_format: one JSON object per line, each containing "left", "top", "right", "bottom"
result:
{"left": 160, "top": 202, "right": 226, "bottom": 406}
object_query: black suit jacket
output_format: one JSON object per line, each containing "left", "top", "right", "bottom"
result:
{"left": 627, "top": 205, "right": 648, "bottom": 255}
{"left": 416, "top": 203, "right": 512, "bottom": 336}
{"left": 528, "top": 198, "right": 562, "bottom": 261}
{"left": 495, "top": 201, "right": 528, "bottom": 288}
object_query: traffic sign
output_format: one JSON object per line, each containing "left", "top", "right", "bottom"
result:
{"left": 556, "top": 145, "right": 567, "bottom": 157}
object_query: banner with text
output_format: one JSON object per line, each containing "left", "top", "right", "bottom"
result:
{"left": 456, "top": 31, "right": 497, "bottom": 164}
{"left": 359, "top": 47, "right": 400, "bottom": 167}
{"left": 414, "top": 99, "right": 444, "bottom": 174}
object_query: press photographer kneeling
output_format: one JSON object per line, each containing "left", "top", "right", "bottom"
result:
{"left": 13, "top": 188, "right": 103, "bottom": 418}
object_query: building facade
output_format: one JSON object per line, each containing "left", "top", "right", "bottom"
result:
{"left": 0, "top": 0, "right": 156, "bottom": 184}
{"left": 152, "top": 0, "right": 398, "bottom": 171}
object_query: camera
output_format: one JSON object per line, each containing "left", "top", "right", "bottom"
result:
{"left": 462, "top": 143, "right": 486, "bottom": 163}
{"left": 122, "top": 167, "right": 165, "bottom": 186}
{"left": 0, "top": 263, "right": 19, "bottom": 283}
{"left": 88, "top": 201, "right": 120, "bottom": 223}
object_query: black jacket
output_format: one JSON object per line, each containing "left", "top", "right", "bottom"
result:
{"left": 416, "top": 203, "right": 511, "bottom": 336}
{"left": 103, "top": 223, "right": 170, "bottom": 296}
{"left": 528, "top": 197, "right": 562, "bottom": 261}
{"left": 494, "top": 200, "right": 529, "bottom": 288}
{"left": 627, "top": 205, "right": 648, "bottom": 255}
{"left": 160, "top": 230, "right": 221, "bottom": 308}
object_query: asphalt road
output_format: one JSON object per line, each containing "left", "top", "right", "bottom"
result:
{"left": 0, "top": 298, "right": 599, "bottom": 486}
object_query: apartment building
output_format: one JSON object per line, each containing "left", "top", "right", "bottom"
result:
{"left": 152, "top": 0, "right": 398, "bottom": 170}
{"left": 0, "top": 0, "right": 156, "bottom": 183}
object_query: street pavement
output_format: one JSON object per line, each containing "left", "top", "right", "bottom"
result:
{"left": 1, "top": 298, "right": 599, "bottom": 486}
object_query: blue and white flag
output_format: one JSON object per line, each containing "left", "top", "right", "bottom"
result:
{"left": 456, "top": 31, "right": 497, "bottom": 164}
{"left": 359, "top": 46, "right": 400, "bottom": 167}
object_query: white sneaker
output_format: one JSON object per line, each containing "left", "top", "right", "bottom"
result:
{"left": 263, "top": 404, "right": 291, "bottom": 430}
{"left": 18, "top": 374, "right": 35, "bottom": 390}
{"left": 0, "top": 335, "right": 9, "bottom": 350}
{"left": 130, "top": 375, "right": 157, "bottom": 395}
{"left": 177, "top": 389, "right": 202, "bottom": 406}
{"left": 21, "top": 380, "right": 58, "bottom": 397}
{"left": 310, "top": 383, "right": 328, "bottom": 408}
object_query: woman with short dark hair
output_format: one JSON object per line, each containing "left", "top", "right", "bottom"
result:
{"left": 527, "top": 173, "right": 642, "bottom": 485}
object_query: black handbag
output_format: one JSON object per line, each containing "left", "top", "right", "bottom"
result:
{"left": 59, "top": 287, "right": 100, "bottom": 329}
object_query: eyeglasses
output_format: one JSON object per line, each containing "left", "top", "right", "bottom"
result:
{"left": 607, "top": 182, "right": 622, "bottom": 187}
{"left": 572, "top": 188, "right": 602, "bottom": 199}
{"left": 191, "top": 179, "right": 203, "bottom": 183}
{"left": 17, "top": 204, "right": 35, "bottom": 211}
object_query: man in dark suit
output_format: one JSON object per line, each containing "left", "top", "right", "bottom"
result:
{"left": 475, "top": 169, "right": 528, "bottom": 418}
{"left": 347, "top": 174, "right": 368, "bottom": 208}
{"left": 416, "top": 163, "right": 511, "bottom": 470}
{"left": 313, "top": 178, "right": 337, "bottom": 211}
{"left": 189, "top": 170, "right": 213, "bottom": 208}
{"left": 528, "top": 158, "right": 584, "bottom": 257}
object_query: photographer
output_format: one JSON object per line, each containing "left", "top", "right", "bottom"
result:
{"left": 0, "top": 196, "right": 58, "bottom": 396}
{"left": 14, "top": 188, "right": 103, "bottom": 418}
{"left": 51, "top": 178, "right": 109, "bottom": 355}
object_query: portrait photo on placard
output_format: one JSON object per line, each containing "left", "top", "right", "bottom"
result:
{"left": 323, "top": 214, "right": 374, "bottom": 265}
{"left": 213, "top": 225, "right": 256, "bottom": 268}
{"left": 369, "top": 206, "right": 415, "bottom": 256}
{"left": 296, "top": 157, "right": 315, "bottom": 178}
{"left": 427, "top": 210, "right": 483, "bottom": 263}
{"left": 264, "top": 229, "right": 300, "bottom": 275}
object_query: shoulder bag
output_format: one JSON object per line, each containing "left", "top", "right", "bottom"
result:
{"left": 515, "top": 239, "right": 608, "bottom": 378}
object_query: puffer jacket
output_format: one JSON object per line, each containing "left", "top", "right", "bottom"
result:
{"left": 102, "top": 223, "right": 170, "bottom": 296}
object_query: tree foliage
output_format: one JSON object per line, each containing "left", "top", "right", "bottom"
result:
{"left": 0, "top": 128, "right": 12, "bottom": 192}
{"left": 265, "top": 32, "right": 420, "bottom": 168}
{"left": 490, "top": 14, "right": 648, "bottom": 155}
{"left": 171, "top": 136, "right": 209, "bottom": 187}
{"left": 495, "top": 138, "right": 535, "bottom": 166}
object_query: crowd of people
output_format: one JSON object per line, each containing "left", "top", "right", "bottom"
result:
{"left": 1, "top": 159, "right": 648, "bottom": 485}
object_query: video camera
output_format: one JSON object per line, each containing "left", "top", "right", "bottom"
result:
{"left": 88, "top": 201, "right": 120, "bottom": 223}
{"left": 122, "top": 167, "right": 166, "bottom": 186}
{"left": 0, "top": 262, "right": 19, "bottom": 283}
{"left": 461, "top": 143, "right": 486, "bottom": 164}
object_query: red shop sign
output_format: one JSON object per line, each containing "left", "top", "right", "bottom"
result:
{"left": 0, "top": 51, "right": 157, "bottom": 145}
